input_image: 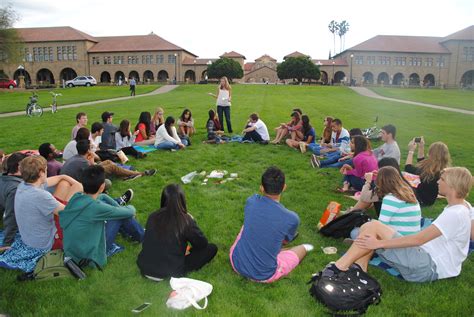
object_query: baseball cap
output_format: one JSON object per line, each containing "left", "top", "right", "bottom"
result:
{"left": 101, "top": 111, "right": 114, "bottom": 122}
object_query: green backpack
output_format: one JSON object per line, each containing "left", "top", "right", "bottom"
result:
{"left": 18, "top": 250, "right": 74, "bottom": 281}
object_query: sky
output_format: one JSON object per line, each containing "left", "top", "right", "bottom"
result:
{"left": 5, "top": 0, "right": 474, "bottom": 62}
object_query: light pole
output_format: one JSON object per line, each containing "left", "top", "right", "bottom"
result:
{"left": 174, "top": 53, "right": 178, "bottom": 84}
{"left": 332, "top": 60, "right": 335, "bottom": 85}
{"left": 438, "top": 55, "right": 441, "bottom": 88}
{"left": 193, "top": 59, "right": 196, "bottom": 83}
{"left": 349, "top": 53, "right": 354, "bottom": 86}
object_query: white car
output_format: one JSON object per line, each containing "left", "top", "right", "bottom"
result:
{"left": 65, "top": 76, "right": 97, "bottom": 87}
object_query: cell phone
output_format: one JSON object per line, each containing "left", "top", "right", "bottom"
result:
{"left": 132, "top": 302, "right": 151, "bottom": 313}
{"left": 414, "top": 137, "right": 421, "bottom": 143}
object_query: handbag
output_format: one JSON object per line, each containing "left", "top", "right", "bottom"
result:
{"left": 166, "top": 277, "right": 213, "bottom": 310}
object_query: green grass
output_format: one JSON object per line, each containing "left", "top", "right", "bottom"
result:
{"left": 0, "top": 85, "right": 473, "bottom": 316}
{"left": 0, "top": 85, "right": 160, "bottom": 114}
{"left": 369, "top": 87, "right": 474, "bottom": 111}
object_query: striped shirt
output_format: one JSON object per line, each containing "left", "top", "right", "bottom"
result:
{"left": 379, "top": 194, "right": 421, "bottom": 235}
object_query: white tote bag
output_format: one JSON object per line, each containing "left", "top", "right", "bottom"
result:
{"left": 166, "top": 277, "right": 213, "bottom": 310}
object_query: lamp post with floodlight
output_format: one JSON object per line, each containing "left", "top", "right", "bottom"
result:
{"left": 332, "top": 60, "right": 335, "bottom": 85}
{"left": 174, "top": 53, "right": 178, "bottom": 84}
{"left": 349, "top": 54, "right": 354, "bottom": 86}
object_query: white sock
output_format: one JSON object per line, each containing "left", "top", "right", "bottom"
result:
{"left": 303, "top": 244, "right": 314, "bottom": 252}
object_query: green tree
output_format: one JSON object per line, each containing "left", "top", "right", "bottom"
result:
{"left": 207, "top": 57, "right": 243, "bottom": 81}
{"left": 277, "top": 56, "right": 321, "bottom": 83}
{"left": 0, "top": 5, "right": 22, "bottom": 64}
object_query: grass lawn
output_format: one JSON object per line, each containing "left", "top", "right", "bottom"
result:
{"left": 0, "top": 85, "right": 160, "bottom": 114}
{"left": 369, "top": 87, "right": 474, "bottom": 111}
{"left": 0, "top": 85, "right": 473, "bottom": 316}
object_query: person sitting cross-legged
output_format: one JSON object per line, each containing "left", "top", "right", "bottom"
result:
{"left": 242, "top": 113, "right": 270, "bottom": 144}
{"left": 229, "top": 166, "right": 313, "bottom": 283}
{"left": 60, "top": 165, "right": 144, "bottom": 268}
{"left": 324, "top": 167, "right": 473, "bottom": 283}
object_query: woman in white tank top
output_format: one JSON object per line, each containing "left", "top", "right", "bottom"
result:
{"left": 208, "top": 76, "right": 233, "bottom": 133}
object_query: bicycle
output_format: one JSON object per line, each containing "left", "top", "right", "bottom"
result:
{"left": 25, "top": 92, "right": 43, "bottom": 117}
{"left": 50, "top": 92, "right": 62, "bottom": 113}
{"left": 362, "top": 116, "right": 382, "bottom": 141}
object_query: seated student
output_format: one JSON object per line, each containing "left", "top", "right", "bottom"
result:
{"left": 404, "top": 139, "right": 451, "bottom": 206}
{"left": 177, "top": 108, "right": 195, "bottom": 138}
{"left": 320, "top": 116, "right": 333, "bottom": 145}
{"left": 0, "top": 153, "right": 27, "bottom": 249}
{"left": 60, "top": 165, "right": 144, "bottom": 269}
{"left": 0, "top": 149, "right": 5, "bottom": 173}
{"left": 337, "top": 135, "right": 378, "bottom": 192}
{"left": 325, "top": 167, "right": 473, "bottom": 283}
{"left": 230, "top": 166, "right": 313, "bottom": 283}
{"left": 134, "top": 112, "right": 156, "bottom": 146}
{"left": 287, "top": 115, "right": 315, "bottom": 152}
{"left": 313, "top": 128, "right": 362, "bottom": 168}
{"left": 271, "top": 110, "right": 302, "bottom": 144}
{"left": 372, "top": 124, "right": 401, "bottom": 164}
{"left": 63, "top": 127, "right": 90, "bottom": 161}
{"left": 71, "top": 112, "right": 88, "bottom": 140}
{"left": 154, "top": 116, "right": 187, "bottom": 150}
{"left": 204, "top": 109, "right": 227, "bottom": 144}
{"left": 15, "top": 156, "right": 82, "bottom": 250}
{"left": 115, "top": 119, "right": 144, "bottom": 159}
{"left": 137, "top": 184, "right": 217, "bottom": 279}
{"left": 242, "top": 113, "right": 270, "bottom": 144}
{"left": 100, "top": 111, "right": 117, "bottom": 150}
{"left": 309, "top": 118, "right": 350, "bottom": 161}
{"left": 150, "top": 107, "right": 165, "bottom": 135}
{"left": 39, "top": 143, "right": 63, "bottom": 177}
{"left": 90, "top": 122, "right": 104, "bottom": 153}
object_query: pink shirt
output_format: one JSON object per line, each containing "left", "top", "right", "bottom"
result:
{"left": 346, "top": 151, "right": 378, "bottom": 178}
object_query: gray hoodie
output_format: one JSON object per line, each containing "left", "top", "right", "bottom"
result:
{"left": 0, "top": 174, "right": 22, "bottom": 246}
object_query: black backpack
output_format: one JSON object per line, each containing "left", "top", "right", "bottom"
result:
{"left": 319, "top": 210, "right": 371, "bottom": 239}
{"left": 309, "top": 265, "right": 382, "bottom": 315}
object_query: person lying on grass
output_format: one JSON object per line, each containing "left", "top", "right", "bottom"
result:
{"left": 324, "top": 167, "right": 473, "bottom": 283}
{"left": 60, "top": 165, "right": 144, "bottom": 269}
{"left": 230, "top": 166, "right": 313, "bottom": 283}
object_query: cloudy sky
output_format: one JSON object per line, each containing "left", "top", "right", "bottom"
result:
{"left": 6, "top": 0, "right": 473, "bottom": 62}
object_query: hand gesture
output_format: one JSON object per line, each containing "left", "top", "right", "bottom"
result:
{"left": 364, "top": 172, "right": 373, "bottom": 183}
{"left": 355, "top": 234, "right": 380, "bottom": 250}
{"left": 419, "top": 136, "right": 425, "bottom": 147}
{"left": 408, "top": 138, "right": 418, "bottom": 152}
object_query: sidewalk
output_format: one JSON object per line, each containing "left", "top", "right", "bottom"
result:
{"left": 0, "top": 85, "right": 179, "bottom": 118}
{"left": 349, "top": 86, "right": 474, "bottom": 115}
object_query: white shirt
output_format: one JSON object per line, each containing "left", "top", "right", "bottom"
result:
{"left": 62, "top": 140, "right": 77, "bottom": 161}
{"left": 254, "top": 119, "right": 270, "bottom": 141}
{"left": 421, "top": 202, "right": 472, "bottom": 279}
{"left": 154, "top": 125, "right": 181, "bottom": 146}
{"left": 216, "top": 89, "right": 231, "bottom": 106}
{"left": 330, "top": 128, "right": 350, "bottom": 154}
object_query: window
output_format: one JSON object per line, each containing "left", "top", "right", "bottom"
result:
{"left": 24, "top": 48, "right": 32, "bottom": 62}
{"left": 113, "top": 56, "right": 124, "bottom": 64}
{"left": 57, "top": 46, "right": 77, "bottom": 61}
{"left": 92, "top": 57, "right": 100, "bottom": 65}
{"left": 378, "top": 56, "right": 390, "bottom": 65}
{"left": 156, "top": 54, "right": 164, "bottom": 64}
{"left": 355, "top": 56, "right": 363, "bottom": 65}
{"left": 128, "top": 56, "right": 138, "bottom": 64}
{"left": 142, "top": 55, "right": 153, "bottom": 64}
{"left": 104, "top": 56, "right": 111, "bottom": 64}
{"left": 464, "top": 47, "right": 474, "bottom": 62}
{"left": 436, "top": 56, "right": 445, "bottom": 67}
{"left": 168, "top": 54, "right": 177, "bottom": 64}
{"left": 367, "top": 56, "right": 375, "bottom": 65}
{"left": 424, "top": 58, "right": 433, "bottom": 67}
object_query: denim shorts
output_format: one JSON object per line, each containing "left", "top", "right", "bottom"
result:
{"left": 376, "top": 232, "right": 438, "bottom": 282}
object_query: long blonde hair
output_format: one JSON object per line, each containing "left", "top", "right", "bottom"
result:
{"left": 376, "top": 166, "right": 417, "bottom": 204}
{"left": 417, "top": 142, "right": 451, "bottom": 182}
{"left": 219, "top": 76, "right": 231, "bottom": 90}
{"left": 152, "top": 107, "right": 165, "bottom": 125}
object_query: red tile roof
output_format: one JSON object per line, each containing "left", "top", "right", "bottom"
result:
{"left": 182, "top": 57, "right": 217, "bottom": 65}
{"left": 244, "top": 65, "right": 277, "bottom": 77}
{"left": 347, "top": 35, "right": 450, "bottom": 54}
{"left": 220, "top": 51, "right": 246, "bottom": 59}
{"left": 89, "top": 34, "right": 196, "bottom": 56}
{"left": 244, "top": 63, "right": 255, "bottom": 72}
{"left": 312, "top": 59, "right": 348, "bottom": 66}
{"left": 284, "top": 51, "right": 308, "bottom": 59}
{"left": 441, "top": 25, "right": 474, "bottom": 42}
{"left": 16, "top": 26, "right": 97, "bottom": 43}
{"left": 255, "top": 54, "right": 276, "bottom": 62}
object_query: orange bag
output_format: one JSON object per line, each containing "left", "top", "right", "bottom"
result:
{"left": 317, "top": 201, "right": 341, "bottom": 230}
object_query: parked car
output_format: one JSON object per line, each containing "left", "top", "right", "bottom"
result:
{"left": 65, "top": 76, "right": 97, "bottom": 87}
{"left": 0, "top": 78, "right": 17, "bottom": 89}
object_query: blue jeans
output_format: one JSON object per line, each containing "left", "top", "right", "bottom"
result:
{"left": 105, "top": 217, "right": 144, "bottom": 251}
{"left": 321, "top": 152, "right": 353, "bottom": 168}
{"left": 155, "top": 139, "right": 188, "bottom": 150}
{"left": 217, "top": 106, "right": 232, "bottom": 133}
{"left": 343, "top": 174, "right": 366, "bottom": 191}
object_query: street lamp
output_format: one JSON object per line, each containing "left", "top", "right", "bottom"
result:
{"left": 193, "top": 59, "right": 196, "bottom": 83}
{"left": 332, "top": 60, "right": 335, "bottom": 85}
{"left": 174, "top": 53, "right": 178, "bottom": 84}
{"left": 349, "top": 53, "right": 354, "bottom": 86}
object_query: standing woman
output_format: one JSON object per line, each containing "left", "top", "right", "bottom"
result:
{"left": 209, "top": 76, "right": 233, "bottom": 133}
{"left": 137, "top": 184, "right": 218, "bottom": 279}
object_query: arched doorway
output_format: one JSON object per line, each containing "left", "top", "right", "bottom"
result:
{"left": 409, "top": 73, "right": 420, "bottom": 86}
{"left": 377, "top": 72, "right": 389, "bottom": 85}
{"left": 158, "top": 70, "right": 169, "bottom": 81}
{"left": 334, "top": 71, "right": 345, "bottom": 84}
{"left": 201, "top": 70, "right": 208, "bottom": 81}
{"left": 100, "top": 71, "right": 111, "bottom": 83}
{"left": 37, "top": 68, "right": 55, "bottom": 84}
{"left": 320, "top": 71, "right": 328, "bottom": 84}
{"left": 393, "top": 73, "right": 404, "bottom": 86}
{"left": 423, "top": 74, "right": 435, "bottom": 87}
{"left": 143, "top": 70, "right": 154, "bottom": 83}
{"left": 115, "top": 71, "right": 125, "bottom": 83}
{"left": 13, "top": 69, "right": 32, "bottom": 86}
{"left": 460, "top": 70, "right": 474, "bottom": 87}
{"left": 184, "top": 70, "right": 196, "bottom": 83}
{"left": 362, "top": 72, "right": 374, "bottom": 84}
{"left": 60, "top": 68, "right": 77, "bottom": 81}
{"left": 129, "top": 71, "right": 139, "bottom": 82}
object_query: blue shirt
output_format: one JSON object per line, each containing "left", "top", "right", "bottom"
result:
{"left": 304, "top": 127, "right": 316, "bottom": 143}
{"left": 232, "top": 194, "right": 300, "bottom": 280}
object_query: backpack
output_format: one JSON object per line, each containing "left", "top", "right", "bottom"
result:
{"left": 308, "top": 265, "right": 382, "bottom": 315}
{"left": 319, "top": 210, "right": 371, "bottom": 239}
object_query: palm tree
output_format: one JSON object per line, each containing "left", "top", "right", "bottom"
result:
{"left": 328, "top": 21, "right": 339, "bottom": 57}
{"left": 338, "top": 20, "right": 350, "bottom": 53}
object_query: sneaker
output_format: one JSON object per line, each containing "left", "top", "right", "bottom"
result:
{"left": 124, "top": 174, "right": 142, "bottom": 181}
{"left": 322, "top": 263, "right": 342, "bottom": 277}
{"left": 118, "top": 189, "right": 134, "bottom": 206}
{"left": 144, "top": 169, "right": 156, "bottom": 176}
{"left": 310, "top": 154, "right": 320, "bottom": 168}
{"left": 299, "top": 142, "right": 307, "bottom": 153}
